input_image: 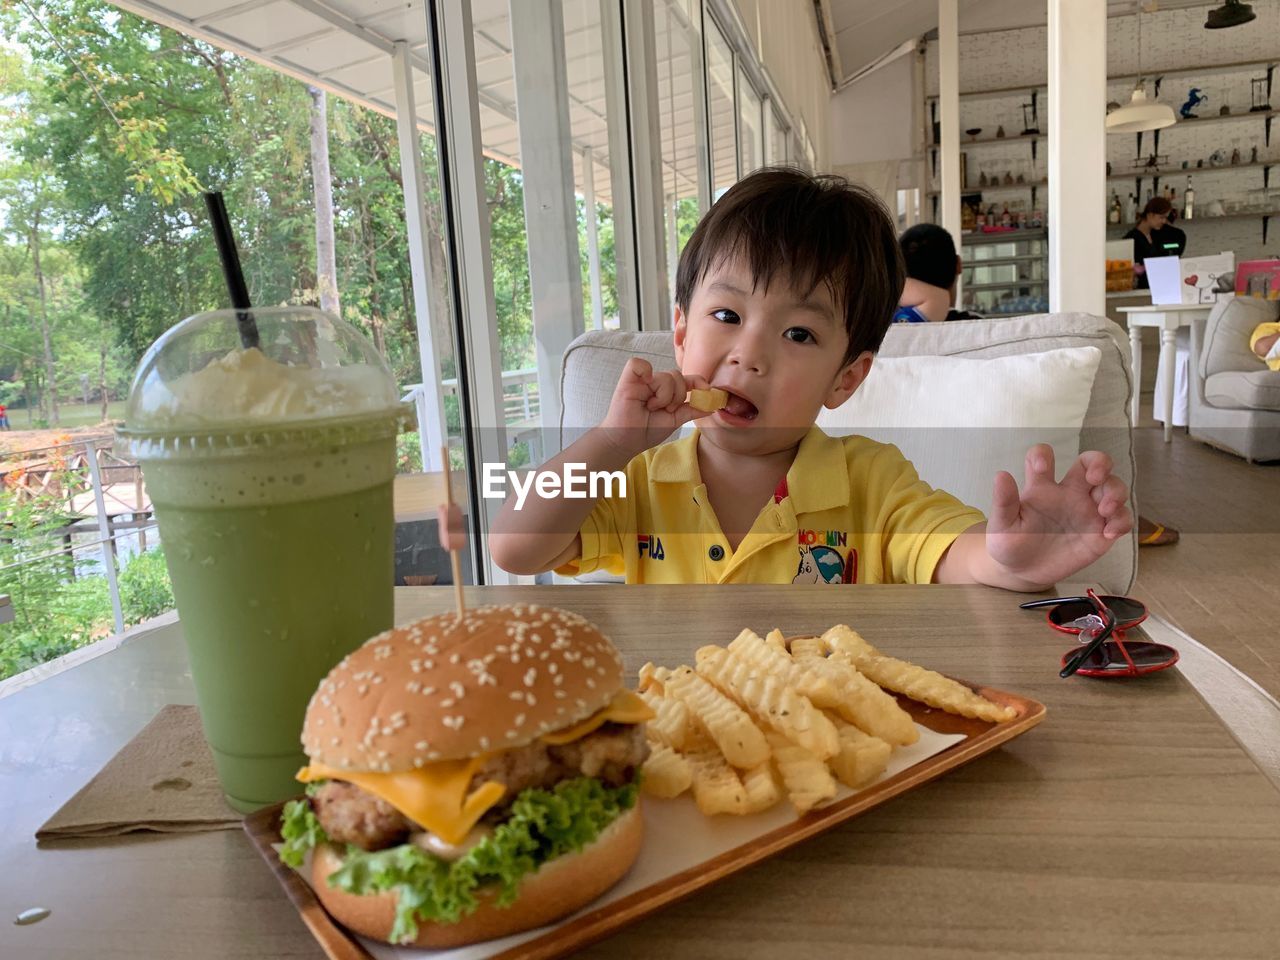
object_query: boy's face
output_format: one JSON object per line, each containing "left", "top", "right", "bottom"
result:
{"left": 674, "top": 257, "right": 873, "bottom": 457}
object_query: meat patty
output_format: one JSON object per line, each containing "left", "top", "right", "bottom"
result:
{"left": 311, "top": 723, "right": 650, "bottom": 852}
{"left": 311, "top": 779, "right": 412, "bottom": 850}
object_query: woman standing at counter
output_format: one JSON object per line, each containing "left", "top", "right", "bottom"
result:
{"left": 1123, "top": 197, "right": 1175, "bottom": 290}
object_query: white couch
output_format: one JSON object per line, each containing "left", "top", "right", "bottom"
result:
{"left": 558, "top": 313, "right": 1138, "bottom": 594}
{"left": 1188, "top": 296, "right": 1280, "bottom": 462}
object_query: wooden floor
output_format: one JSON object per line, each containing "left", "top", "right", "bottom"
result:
{"left": 1129, "top": 401, "right": 1280, "bottom": 701}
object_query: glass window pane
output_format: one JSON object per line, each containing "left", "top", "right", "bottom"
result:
{"left": 737, "top": 67, "right": 762, "bottom": 175}
{"left": 765, "top": 106, "right": 787, "bottom": 165}
{"left": 656, "top": 0, "right": 705, "bottom": 307}
{"left": 706, "top": 17, "right": 737, "bottom": 199}
{"left": 563, "top": 0, "right": 619, "bottom": 331}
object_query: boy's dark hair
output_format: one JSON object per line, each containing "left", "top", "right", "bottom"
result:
{"left": 675, "top": 167, "right": 904, "bottom": 364}
{"left": 898, "top": 223, "right": 959, "bottom": 290}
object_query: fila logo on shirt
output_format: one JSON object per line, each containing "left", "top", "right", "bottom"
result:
{"left": 637, "top": 534, "right": 665, "bottom": 560}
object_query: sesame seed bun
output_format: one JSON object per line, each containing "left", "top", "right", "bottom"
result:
{"left": 302, "top": 604, "right": 625, "bottom": 772}
{"left": 309, "top": 803, "right": 642, "bottom": 948}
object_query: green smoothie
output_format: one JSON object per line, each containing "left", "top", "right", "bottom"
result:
{"left": 145, "top": 434, "right": 395, "bottom": 810}
{"left": 119, "top": 307, "right": 407, "bottom": 812}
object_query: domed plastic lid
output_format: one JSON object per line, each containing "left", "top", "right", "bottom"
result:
{"left": 118, "top": 307, "right": 408, "bottom": 458}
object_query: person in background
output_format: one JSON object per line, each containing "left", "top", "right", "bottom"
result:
{"left": 1123, "top": 197, "right": 1173, "bottom": 289}
{"left": 1153, "top": 206, "right": 1188, "bottom": 258}
{"left": 0, "top": 404, "right": 10, "bottom": 430}
{"left": 1252, "top": 321, "right": 1280, "bottom": 371}
{"left": 896, "top": 224, "right": 983, "bottom": 323}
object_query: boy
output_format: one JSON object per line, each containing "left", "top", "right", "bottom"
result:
{"left": 895, "top": 223, "right": 981, "bottom": 323}
{"left": 490, "top": 168, "right": 1131, "bottom": 590}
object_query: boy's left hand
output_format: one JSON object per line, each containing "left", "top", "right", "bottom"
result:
{"left": 985, "top": 444, "right": 1133, "bottom": 588}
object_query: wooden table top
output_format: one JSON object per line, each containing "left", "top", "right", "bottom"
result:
{"left": 3, "top": 584, "right": 1279, "bottom": 959}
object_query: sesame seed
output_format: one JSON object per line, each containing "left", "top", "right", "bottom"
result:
{"left": 509, "top": 691, "right": 525, "bottom": 702}
{"left": 449, "top": 653, "right": 461, "bottom": 664}
{"left": 427, "top": 750, "right": 441, "bottom": 760}
{"left": 407, "top": 681, "right": 421, "bottom": 693}
{"left": 450, "top": 681, "right": 465, "bottom": 698}
{"left": 372, "top": 675, "right": 383, "bottom": 684}
{"left": 479, "top": 736, "right": 490, "bottom": 750}
{"left": 553, "top": 674, "right": 564, "bottom": 686}
{"left": 514, "top": 713, "right": 526, "bottom": 726}
{"left": 357, "top": 684, "right": 369, "bottom": 696}
{"left": 442, "top": 716, "right": 465, "bottom": 730}
{"left": 422, "top": 686, "right": 436, "bottom": 695}
{"left": 414, "top": 757, "right": 426, "bottom": 768}
{"left": 415, "top": 740, "right": 430, "bottom": 750}
{"left": 555, "top": 690, "right": 566, "bottom": 699}
{"left": 505, "top": 730, "right": 519, "bottom": 739}
{"left": 441, "top": 698, "right": 455, "bottom": 708}
{"left": 523, "top": 669, "right": 537, "bottom": 687}
{"left": 526, "top": 693, "right": 537, "bottom": 706}
{"left": 331, "top": 736, "right": 341, "bottom": 746}
{"left": 548, "top": 663, "right": 558, "bottom": 675}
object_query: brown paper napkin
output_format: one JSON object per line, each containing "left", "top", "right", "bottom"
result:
{"left": 37, "top": 703, "right": 243, "bottom": 840}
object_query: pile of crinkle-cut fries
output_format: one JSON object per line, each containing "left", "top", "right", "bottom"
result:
{"left": 637, "top": 625, "right": 1016, "bottom": 816}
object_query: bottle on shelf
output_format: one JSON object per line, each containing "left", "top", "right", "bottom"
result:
{"left": 1125, "top": 192, "right": 1137, "bottom": 223}
{"left": 1108, "top": 192, "right": 1122, "bottom": 224}
{"left": 1184, "top": 176, "right": 1195, "bottom": 221}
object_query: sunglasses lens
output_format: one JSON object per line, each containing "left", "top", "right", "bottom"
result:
{"left": 1048, "top": 597, "right": 1147, "bottom": 630}
{"left": 1100, "top": 596, "right": 1147, "bottom": 624}
{"left": 1048, "top": 601, "right": 1095, "bottom": 627}
{"left": 1068, "top": 641, "right": 1178, "bottom": 674}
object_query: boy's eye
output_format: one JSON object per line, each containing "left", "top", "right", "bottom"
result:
{"left": 711, "top": 309, "right": 740, "bottom": 324}
{"left": 784, "top": 327, "right": 816, "bottom": 344}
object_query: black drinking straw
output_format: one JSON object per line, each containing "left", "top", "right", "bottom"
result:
{"left": 203, "top": 191, "right": 260, "bottom": 350}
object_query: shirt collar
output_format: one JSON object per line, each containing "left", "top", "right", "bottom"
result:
{"left": 649, "top": 430, "right": 701, "bottom": 484}
{"left": 649, "top": 426, "right": 849, "bottom": 514}
{"left": 784, "top": 426, "right": 850, "bottom": 515}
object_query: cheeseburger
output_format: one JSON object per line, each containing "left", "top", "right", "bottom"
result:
{"left": 279, "top": 603, "right": 652, "bottom": 947}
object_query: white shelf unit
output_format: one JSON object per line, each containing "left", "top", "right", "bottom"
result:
{"left": 960, "top": 229, "right": 1049, "bottom": 316}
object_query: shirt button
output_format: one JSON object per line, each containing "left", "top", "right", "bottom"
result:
{"left": 708, "top": 545, "right": 725, "bottom": 561}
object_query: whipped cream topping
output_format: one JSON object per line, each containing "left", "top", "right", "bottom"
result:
{"left": 138, "top": 347, "right": 399, "bottom": 427}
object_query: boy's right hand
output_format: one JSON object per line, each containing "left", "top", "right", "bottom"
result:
{"left": 599, "top": 358, "right": 716, "bottom": 459}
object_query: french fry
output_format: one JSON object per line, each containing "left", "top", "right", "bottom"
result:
{"left": 641, "top": 743, "right": 693, "bottom": 798}
{"left": 695, "top": 645, "right": 838, "bottom": 760}
{"left": 638, "top": 687, "right": 692, "bottom": 750}
{"left": 726, "top": 629, "right": 841, "bottom": 709}
{"left": 637, "top": 661, "right": 663, "bottom": 693}
{"left": 823, "top": 625, "right": 1017, "bottom": 723}
{"left": 764, "top": 731, "right": 837, "bottom": 814}
{"left": 788, "top": 639, "right": 919, "bottom": 746}
{"left": 655, "top": 664, "right": 771, "bottom": 769}
{"left": 740, "top": 760, "right": 783, "bottom": 813}
{"left": 826, "top": 715, "right": 892, "bottom": 789}
{"left": 687, "top": 387, "right": 728, "bottom": 412}
{"left": 684, "top": 727, "right": 749, "bottom": 815}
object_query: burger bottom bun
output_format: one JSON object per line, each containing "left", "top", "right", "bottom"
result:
{"left": 309, "top": 804, "right": 644, "bottom": 948}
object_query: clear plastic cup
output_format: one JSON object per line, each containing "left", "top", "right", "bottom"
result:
{"left": 117, "top": 307, "right": 410, "bottom": 812}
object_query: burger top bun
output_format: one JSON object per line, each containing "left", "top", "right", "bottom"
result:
{"left": 302, "top": 604, "right": 624, "bottom": 772}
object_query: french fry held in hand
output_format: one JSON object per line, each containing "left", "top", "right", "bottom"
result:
{"left": 823, "top": 625, "right": 1016, "bottom": 723}
{"left": 687, "top": 387, "right": 728, "bottom": 412}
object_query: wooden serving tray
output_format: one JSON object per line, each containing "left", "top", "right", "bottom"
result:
{"left": 244, "top": 681, "right": 1045, "bottom": 960}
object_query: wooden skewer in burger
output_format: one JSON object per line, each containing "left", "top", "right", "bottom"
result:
{"left": 278, "top": 454, "right": 654, "bottom": 948}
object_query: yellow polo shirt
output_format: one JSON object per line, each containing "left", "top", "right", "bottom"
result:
{"left": 557, "top": 426, "right": 986, "bottom": 585}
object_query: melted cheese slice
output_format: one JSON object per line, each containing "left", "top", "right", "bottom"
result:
{"left": 538, "top": 688, "right": 654, "bottom": 745}
{"left": 297, "top": 758, "right": 505, "bottom": 846}
{"left": 297, "top": 689, "right": 652, "bottom": 843}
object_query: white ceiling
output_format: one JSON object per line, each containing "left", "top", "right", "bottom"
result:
{"left": 825, "top": 0, "right": 1228, "bottom": 84}
{"left": 108, "top": 0, "right": 713, "bottom": 204}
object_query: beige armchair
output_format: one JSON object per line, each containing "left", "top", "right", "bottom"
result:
{"left": 1188, "top": 297, "right": 1280, "bottom": 462}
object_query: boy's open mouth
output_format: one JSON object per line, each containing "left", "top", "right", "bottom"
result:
{"left": 717, "top": 389, "right": 759, "bottom": 421}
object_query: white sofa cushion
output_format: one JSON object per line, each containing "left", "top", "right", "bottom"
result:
{"left": 817, "top": 347, "right": 1103, "bottom": 514}
{"left": 1204, "top": 369, "right": 1280, "bottom": 410}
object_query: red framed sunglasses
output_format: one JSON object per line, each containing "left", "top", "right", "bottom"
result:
{"left": 1019, "top": 590, "right": 1179, "bottom": 679}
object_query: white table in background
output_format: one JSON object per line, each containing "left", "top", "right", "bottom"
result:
{"left": 1118, "top": 303, "right": 1214, "bottom": 442}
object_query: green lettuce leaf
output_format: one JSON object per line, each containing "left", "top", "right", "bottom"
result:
{"left": 278, "top": 776, "right": 638, "bottom": 944}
